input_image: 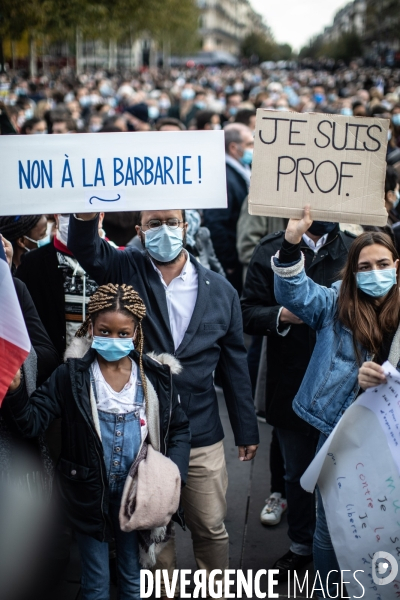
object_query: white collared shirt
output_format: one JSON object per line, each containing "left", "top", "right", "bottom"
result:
{"left": 150, "top": 252, "right": 198, "bottom": 350}
{"left": 302, "top": 233, "right": 329, "bottom": 254}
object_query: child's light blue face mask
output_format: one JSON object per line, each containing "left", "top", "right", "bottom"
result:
{"left": 356, "top": 268, "right": 397, "bottom": 298}
{"left": 92, "top": 336, "right": 134, "bottom": 361}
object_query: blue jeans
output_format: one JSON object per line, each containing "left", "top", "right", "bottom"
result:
{"left": 76, "top": 389, "right": 143, "bottom": 600}
{"left": 275, "top": 427, "right": 318, "bottom": 555}
{"left": 313, "top": 433, "right": 341, "bottom": 599}
{"left": 76, "top": 478, "right": 141, "bottom": 600}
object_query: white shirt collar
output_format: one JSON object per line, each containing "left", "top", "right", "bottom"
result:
{"left": 302, "top": 233, "right": 329, "bottom": 254}
{"left": 149, "top": 250, "right": 191, "bottom": 284}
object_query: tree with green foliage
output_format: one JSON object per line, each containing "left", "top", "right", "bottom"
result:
{"left": 365, "top": 0, "right": 400, "bottom": 45}
{"left": 0, "top": 0, "right": 43, "bottom": 71}
{"left": 276, "top": 43, "right": 292, "bottom": 61}
{"left": 299, "top": 30, "right": 363, "bottom": 62}
{"left": 298, "top": 35, "right": 324, "bottom": 60}
{"left": 0, "top": 0, "right": 200, "bottom": 72}
{"left": 241, "top": 31, "right": 292, "bottom": 63}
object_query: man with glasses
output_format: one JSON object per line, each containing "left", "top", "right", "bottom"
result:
{"left": 68, "top": 209, "right": 259, "bottom": 598}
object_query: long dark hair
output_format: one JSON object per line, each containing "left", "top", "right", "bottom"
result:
{"left": 338, "top": 231, "right": 400, "bottom": 358}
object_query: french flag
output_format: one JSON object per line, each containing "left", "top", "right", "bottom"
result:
{"left": 0, "top": 240, "right": 30, "bottom": 405}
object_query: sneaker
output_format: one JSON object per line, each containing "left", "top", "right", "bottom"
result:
{"left": 260, "top": 493, "right": 287, "bottom": 526}
{"left": 272, "top": 549, "right": 313, "bottom": 581}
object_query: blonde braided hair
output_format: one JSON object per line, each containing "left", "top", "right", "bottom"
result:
{"left": 76, "top": 283, "right": 148, "bottom": 401}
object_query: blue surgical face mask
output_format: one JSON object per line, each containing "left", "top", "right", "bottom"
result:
{"left": 89, "top": 123, "right": 102, "bottom": 133}
{"left": 314, "top": 93, "right": 325, "bottom": 104}
{"left": 228, "top": 106, "right": 238, "bottom": 116}
{"left": 241, "top": 148, "right": 253, "bottom": 165}
{"left": 356, "top": 268, "right": 397, "bottom": 297}
{"left": 159, "top": 98, "right": 171, "bottom": 110}
{"left": 181, "top": 88, "right": 195, "bottom": 101}
{"left": 392, "top": 114, "right": 400, "bottom": 127}
{"left": 92, "top": 336, "right": 134, "bottom": 362}
{"left": 341, "top": 107, "right": 353, "bottom": 116}
{"left": 144, "top": 224, "right": 184, "bottom": 262}
{"left": 24, "top": 233, "right": 51, "bottom": 248}
{"left": 148, "top": 106, "right": 160, "bottom": 120}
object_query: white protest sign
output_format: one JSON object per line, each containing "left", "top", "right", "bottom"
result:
{"left": 0, "top": 131, "right": 227, "bottom": 215}
{"left": 249, "top": 109, "right": 389, "bottom": 225}
{"left": 301, "top": 361, "right": 400, "bottom": 599}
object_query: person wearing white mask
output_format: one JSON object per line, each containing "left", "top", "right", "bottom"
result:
{"left": 195, "top": 110, "right": 221, "bottom": 131}
{"left": 15, "top": 213, "right": 114, "bottom": 361}
{"left": 20, "top": 117, "right": 47, "bottom": 135}
{"left": 159, "top": 92, "right": 172, "bottom": 117}
{"left": 87, "top": 113, "right": 104, "bottom": 133}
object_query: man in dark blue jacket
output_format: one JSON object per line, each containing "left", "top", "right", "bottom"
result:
{"left": 68, "top": 209, "right": 259, "bottom": 598}
{"left": 204, "top": 123, "right": 253, "bottom": 294}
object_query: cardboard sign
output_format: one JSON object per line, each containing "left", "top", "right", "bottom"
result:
{"left": 249, "top": 110, "right": 389, "bottom": 225}
{"left": 0, "top": 131, "right": 227, "bottom": 215}
{"left": 301, "top": 361, "right": 400, "bottom": 599}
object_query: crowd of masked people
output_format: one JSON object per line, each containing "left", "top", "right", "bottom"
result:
{"left": 1, "top": 63, "right": 400, "bottom": 600}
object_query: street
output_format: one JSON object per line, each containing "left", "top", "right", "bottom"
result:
{"left": 54, "top": 388, "right": 315, "bottom": 600}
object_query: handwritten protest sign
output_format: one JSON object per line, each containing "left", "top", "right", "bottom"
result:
{"left": 249, "top": 109, "right": 389, "bottom": 225}
{"left": 0, "top": 131, "right": 227, "bottom": 215}
{"left": 301, "top": 361, "right": 400, "bottom": 599}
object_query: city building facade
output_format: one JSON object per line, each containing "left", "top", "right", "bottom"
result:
{"left": 197, "top": 0, "right": 271, "bottom": 55}
{"left": 321, "top": 0, "right": 366, "bottom": 45}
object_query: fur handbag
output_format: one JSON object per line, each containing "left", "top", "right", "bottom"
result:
{"left": 119, "top": 442, "right": 181, "bottom": 532}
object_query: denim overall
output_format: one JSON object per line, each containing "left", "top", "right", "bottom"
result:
{"left": 76, "top": 366, "right": 144, "bottom": 600}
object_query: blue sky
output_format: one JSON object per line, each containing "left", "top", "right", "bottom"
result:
{"left": 250, "top": 0, "right": 348, "bottom": 52}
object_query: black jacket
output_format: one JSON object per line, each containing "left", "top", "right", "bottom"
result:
{"left": 68, "top": 215, "right": 259, "bottom": 450}
{"left": 16, "top": 243, "right": 66, "bottom": 361}
{"left": 203, "top": 163, "right": 248, "bottom": 272}
{"left": 3, "top": 349, "right": 191, "bottom": 542}
{"left": 241, "top": 228, "right": 355, "bottom": 434}
{"left": 13, "top": 278, "right": 59, "bottom": 384}
{"left": 1, "top": 280, "right": 59, "bottom": 477}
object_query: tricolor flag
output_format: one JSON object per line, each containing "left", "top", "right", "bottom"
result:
{"left": 0, "top": 239, "right": 30, "bottom": 405}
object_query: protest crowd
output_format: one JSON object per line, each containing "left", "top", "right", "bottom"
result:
{"left": 1, "top": 60, "right": 400, "bottom": 600}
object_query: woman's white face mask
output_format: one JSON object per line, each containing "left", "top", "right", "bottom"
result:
{"left": 56, "top": 215, "right": 70, "bottom": 246}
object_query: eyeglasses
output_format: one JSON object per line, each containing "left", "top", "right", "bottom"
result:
{"left": 143, "top": 218, "right": 184, "bottom": 231}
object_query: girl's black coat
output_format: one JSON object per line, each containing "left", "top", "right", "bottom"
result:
{"left": 3, "top": 349, "right": 191, "bottom": 542}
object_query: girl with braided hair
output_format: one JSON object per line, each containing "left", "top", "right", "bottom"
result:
{"left": 3, "top": 283, "right": 191, "bottom": 600}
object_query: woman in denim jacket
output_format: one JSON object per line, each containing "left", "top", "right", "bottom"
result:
{"left": 272, "top": 206, "right": 400, "bottom": 598}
